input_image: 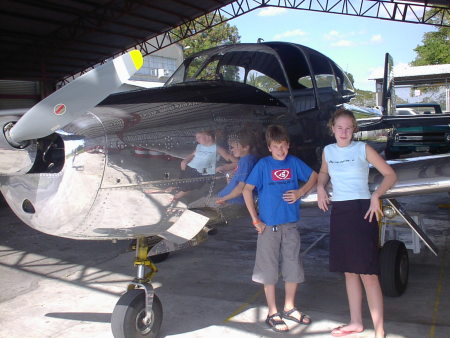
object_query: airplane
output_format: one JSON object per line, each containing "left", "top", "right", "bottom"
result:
{"left": 1, "top": 41, "right": 449, "bottom": 338}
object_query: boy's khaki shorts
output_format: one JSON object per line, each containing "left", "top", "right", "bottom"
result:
{"left": 252, "top": 222, "right": 305, "bottom": 285}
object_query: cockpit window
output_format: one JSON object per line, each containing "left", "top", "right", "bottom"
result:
{"left": 310, "top": 55, "right": 337, "bottom": 91}
{"left": 331, "top": 63, "right": 355, "bottom": 96}
{"left": 197, "top": 60, "right": 219, "bottom": 80}
{"left": 165, "top": 47, "right": 286, "bottom": 92}
{"left": 186, "top": 54, "right": 211, "bottom": 80}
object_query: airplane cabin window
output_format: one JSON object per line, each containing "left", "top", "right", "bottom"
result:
{"left": 298, "top": 76, "right": 313, "bottom": 88}
{"left": 331, "top": 63, "right": 355, "bottom": 95}
{"left": 315, "top": 74, "right": 337, "bottom": 90}
{"left": 165, "top": 64, "right": 185, "bottom": 85}
{"left": 185, "top": 54, "right": 210, "bottom": 80}
{"left": 247, "top": 69, "right": 282, "bottom": 93}
{"left": 219, "top": 65, "right": 245, "bottom": 83}
{"left": 309, "top": 55, "right": 337, "bottom": 91}
{"left": 197, "top": 60, "right": 220, "bottom": 80}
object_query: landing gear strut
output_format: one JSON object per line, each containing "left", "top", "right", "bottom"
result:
{"left": 379, "top": 199, "right": 439, "bottom": 297}
{"left": 111, "top": 237, "right": 163, "bottom": 338}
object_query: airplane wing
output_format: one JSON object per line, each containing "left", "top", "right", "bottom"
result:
{"left": 5, "top": 50, "right": 143, "bottom": 146}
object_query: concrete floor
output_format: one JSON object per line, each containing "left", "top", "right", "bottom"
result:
{"left": 0, "top": 192, "right": 448, "bottom": 338}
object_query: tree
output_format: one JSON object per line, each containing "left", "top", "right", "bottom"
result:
{"left": 411, "top": 11, "right": 449, "bottom": 66}
{"left": 409, "top": 11, "right": 449, "bottom": 104}
{"left": 345, "top": 72, "right": 355, "bottom": 86}
{"left": 170, "top": 13, "right": 240, "bottom": 59}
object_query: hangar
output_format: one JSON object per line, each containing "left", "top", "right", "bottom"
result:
{"left": 0, "top": 1, "right": 449, "bottom": 337}
{"left": 1, "top": 0, "right": 447, "bottom": 109}
{"left": 372, "top": 63, "right": 450, "bottom": 111}
{"left": 1, "top": 0, "right": 448, "bottom": 82}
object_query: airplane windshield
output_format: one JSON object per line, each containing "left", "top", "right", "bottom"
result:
{"left": 165, "top": 46, "right": 287, "bottom": 94}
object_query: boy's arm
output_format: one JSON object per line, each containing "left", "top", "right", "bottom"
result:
{"left": 216, "top": 182, "right": 246, "bottom": 204}
{"left": 181, "top": 152, "right": 195, "bottom": 170}
{"left": 216, "top": 146, "right": 238, "bottom": 173}
{"left": 217, "top": 146, "right": 238, "bottom": 163}
{"left": 299, "top": 171, "right": 318, "bottom": 196}
{"left": 282, "top": 171, "right": 318, "bottom": 204}
{"left": 243, "top": 183, "right": 265, "bottom": 234}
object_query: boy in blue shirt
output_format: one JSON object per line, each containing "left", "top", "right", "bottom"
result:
{"left": 216, "top": 129, "right": 258, "bottom": 205}
{"left": 243, "top": 124, "right": 318, "bottom": 333}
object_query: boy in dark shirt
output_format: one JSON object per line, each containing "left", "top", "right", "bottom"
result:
{"left": 243, "top": 124, "right": 317, "bottom": 333}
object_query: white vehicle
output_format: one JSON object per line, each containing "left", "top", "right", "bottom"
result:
{"left": 395, "top": 108, "right": 416, "bottom": 115}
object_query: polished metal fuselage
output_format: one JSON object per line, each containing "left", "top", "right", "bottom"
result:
{"left": 1, "top": 86, "right": 449, "bottom": 240}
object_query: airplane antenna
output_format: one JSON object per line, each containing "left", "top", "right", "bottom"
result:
{"left": 257, "top": 38, "right": 264, "bottom": 43}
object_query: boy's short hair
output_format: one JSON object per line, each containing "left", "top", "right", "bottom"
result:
{"left": 229, "top": 129, "right": 254, "bottom": 148}
{"left": 265, "top": 124, "right": 289, "bottom": 146}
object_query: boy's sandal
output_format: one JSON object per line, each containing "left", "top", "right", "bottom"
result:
{"left": 265, "top": 313, "right": 289, "bottom": 332}
{"left": 282, "top": 307, "right": 311, "bottom": 325}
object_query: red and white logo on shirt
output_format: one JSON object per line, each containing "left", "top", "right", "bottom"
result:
{"left": 272, "top": 169, "right": 291, "bottom": 181}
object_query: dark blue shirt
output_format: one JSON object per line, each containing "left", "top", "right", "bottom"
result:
{"left": 218, "top": 154, "right": 258, "bottom": 204}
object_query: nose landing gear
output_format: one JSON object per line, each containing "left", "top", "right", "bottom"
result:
{"left": 111, "top": 237, "right": 163, "bottom": 338}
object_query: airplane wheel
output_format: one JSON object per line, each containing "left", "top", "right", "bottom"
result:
{"left": 111, "top": 289, "right": 163, "bottom": 338}
{"left": 380, "top": 240, "right": 409, "bottom": 297}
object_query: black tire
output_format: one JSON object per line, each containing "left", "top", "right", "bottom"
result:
{"left": 111, "top": 289, "right": 163, "bottom": 338}
{"left": 149, "top": 252, "right": 170, "bottom": 263}
{"left": 380, "top": 240, "right": 409, "bottom": 297}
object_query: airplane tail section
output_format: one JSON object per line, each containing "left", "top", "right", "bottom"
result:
{"left": 381, "top": 53, "right": 397, "bottom": 116}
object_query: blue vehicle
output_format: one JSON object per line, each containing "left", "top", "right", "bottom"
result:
{"left": 385, "top": 103, "right": 450, "bottom": 159}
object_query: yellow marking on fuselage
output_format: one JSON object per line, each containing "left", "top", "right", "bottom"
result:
{"left": 129, "top": 50, "right": 143, "bottom": 70}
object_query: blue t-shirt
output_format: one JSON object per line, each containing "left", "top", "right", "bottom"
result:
{"left": 246, "top": 154, "right": 313, "bottom": 226}
{"left": 218, "top": 154, "right": 258, "bottom": 204}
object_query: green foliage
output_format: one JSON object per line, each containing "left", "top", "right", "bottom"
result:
{"left": 170, "top": 13, "right": 240, "bottom": 59}
{"left": 411, "top": 10, "right": 450, "bottom": 66}
{"left": 345, "top": 72, "right": 355, "bottom": 86}
{"left": 248, "top": 74, "right": 280, "bottom": 93}
{"left": 352, "top": 89, "right": 377, "bottom": 107}
{"left": 412, "top": 28, "right": 450, "bottom": 65}
{"left": 351, "top": 88, "right": 407, "bottom": 108}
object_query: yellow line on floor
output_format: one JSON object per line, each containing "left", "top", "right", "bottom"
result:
{"left": 224, "top": 288, "right": 263, "bottom": 322}
{"left": 429, "top": 234, "right": 448, "bottom": 338}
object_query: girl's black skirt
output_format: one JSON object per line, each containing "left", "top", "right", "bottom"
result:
{"left": 330, "top": 199, "right": 380, "bottom": 275}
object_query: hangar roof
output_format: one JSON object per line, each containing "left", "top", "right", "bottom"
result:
{"left": 0, "top": 0, "right": 234, "bottom": 82}
{"left": 1, "top": 0, "right": 447, "bottom": 83}
{"left": 371, "top": 63, "right": 450, "bottom": 86}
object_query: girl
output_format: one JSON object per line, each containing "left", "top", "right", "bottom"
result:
{"left": 174, "top": 130, "right": 236, "bottom": 200}
{"left": 317, "top": 108, "right": 396, "bottom": 338}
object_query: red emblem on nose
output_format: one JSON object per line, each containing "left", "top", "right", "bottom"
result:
{"left": 54, "top": 103, "right": 66, "bottom": 115}
{"left": 272, "top": 169, "right": 291, "bottom": 181}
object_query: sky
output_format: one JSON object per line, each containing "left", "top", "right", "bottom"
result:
{"left": 227, "top": 6, "right": 436, "bottom": 91}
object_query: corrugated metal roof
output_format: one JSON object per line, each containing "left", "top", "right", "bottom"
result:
{"left": 0, "top": 0, "right": 234, "bottom": 82}
{"left": 372, "top": 64, "right": 450, "bottom": 79}
{"left": 1, "top": 0, "right": 446, "bottom": 83}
